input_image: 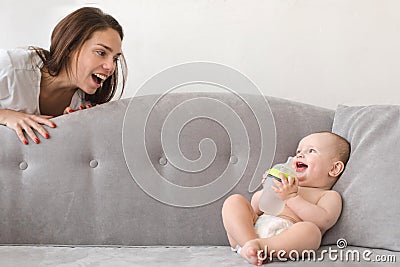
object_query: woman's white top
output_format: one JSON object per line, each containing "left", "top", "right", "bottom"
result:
{"left": 0, "top": 48, "right": 89, "bottom": 115}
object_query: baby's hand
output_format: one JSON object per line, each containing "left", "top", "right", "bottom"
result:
{"left": 272, "top": 173, "right": 298, "bottom": 201}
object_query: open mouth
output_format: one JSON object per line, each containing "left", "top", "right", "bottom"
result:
{"left": 92, "top": 73, "right": 107, "bottom": 86}
{"left": 295, "top": 161, "right": 308, "bottom": 172}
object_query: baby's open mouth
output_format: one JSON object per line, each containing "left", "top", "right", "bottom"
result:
{"left": 92, "top": 73, "right": 107, "bottom": 86}
{"left": 296, "top": 162, "right": 308, "bottom": 172}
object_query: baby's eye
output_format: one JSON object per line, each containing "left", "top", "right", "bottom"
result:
{"left": 309, "top": 148, "right": 316, "bottom": 153}
{"left": 296, "top": 150, "right": 301, "bottom": 154}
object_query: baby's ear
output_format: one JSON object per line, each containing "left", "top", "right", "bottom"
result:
{"left": 329, "top": 161, "right": 345, "bottom": 178}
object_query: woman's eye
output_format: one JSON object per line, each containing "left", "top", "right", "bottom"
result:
{"left": 96, "top": 50, "right": 105, "bottom": 56}
{"left": 113, "top": 57, "right": 120, "bottom": 62}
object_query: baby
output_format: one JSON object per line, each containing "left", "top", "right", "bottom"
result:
{"left": 222, "top": 132, "right": 350, "bottom": 265}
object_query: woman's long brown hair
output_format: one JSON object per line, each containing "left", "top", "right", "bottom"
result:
{"left": 32, "top": 7, "right": 127, "bottom": 104}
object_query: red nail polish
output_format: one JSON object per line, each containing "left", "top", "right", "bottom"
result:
{"left": 45, "top": 133, "right": 50, "bottom": 139}
{"left": 34, "top": 138, "right": 40, "bottom": 144}
{"left": 24, "top": 140, "right": 28, "bottom": 145}
{"left": 52, "top": 123, "right": 56, "bottom": 128}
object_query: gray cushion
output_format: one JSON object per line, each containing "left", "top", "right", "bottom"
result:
{"left": 323, "top": 105, "right": 400, "bottom": 251}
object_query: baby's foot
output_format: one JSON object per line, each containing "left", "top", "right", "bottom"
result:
{"left": 240, "top": 239, "right": 267, "bottom": 265}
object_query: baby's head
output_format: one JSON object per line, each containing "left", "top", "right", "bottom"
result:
{"left": 292, "top": 132, "right": 350, "bottom": 189}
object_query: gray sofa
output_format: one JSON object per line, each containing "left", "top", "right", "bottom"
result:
{"left": 0, "top": 93, "right": 398, "bottom": 266}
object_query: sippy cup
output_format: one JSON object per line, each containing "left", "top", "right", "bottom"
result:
{"left": 259, "top": 157, "right": 297, "bottom": 215}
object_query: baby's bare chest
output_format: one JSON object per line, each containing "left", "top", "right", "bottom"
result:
{"left": 297, "top": 187, "right": 326, "bottom": 204}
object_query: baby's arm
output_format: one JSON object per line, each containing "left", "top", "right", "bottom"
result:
{"left": 274, "top": 174, "right": 342, "bottom": 233}
{"left": 286, "top": 190, "right": 342, "bottom": 233}
{"left": 250, "top": 190, "right": 264, "bottom": 216}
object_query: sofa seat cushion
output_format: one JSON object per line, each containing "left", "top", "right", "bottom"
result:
{"left": 0, "top": 245, "right": 397, "bottom": 266}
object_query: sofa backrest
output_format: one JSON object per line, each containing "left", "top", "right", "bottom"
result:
{"left": 0, "top": 93, "right": 333, "bottom": 245}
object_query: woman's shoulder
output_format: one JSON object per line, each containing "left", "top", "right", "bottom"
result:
{"left": 0, "top": 48, "right": 41, "bottom": 71}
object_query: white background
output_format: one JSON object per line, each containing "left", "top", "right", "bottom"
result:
{"left": 1, "top": 0, "right": 399, "bottom": 109}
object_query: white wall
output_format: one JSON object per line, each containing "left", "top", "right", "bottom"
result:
{"left": 1, "top": 0, "right": 400, "bottom": 109}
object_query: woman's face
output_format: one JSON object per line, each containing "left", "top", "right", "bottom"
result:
{"left": 70, "top": 28, "right": 122, "bottom": 94}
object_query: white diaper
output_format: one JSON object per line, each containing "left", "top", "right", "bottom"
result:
{"left": 254, "top": 214, "right": 293, "bottom": 238}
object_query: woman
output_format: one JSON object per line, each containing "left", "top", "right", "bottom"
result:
{"left": 0, "top": 7, "right": 127, "bottom": 144}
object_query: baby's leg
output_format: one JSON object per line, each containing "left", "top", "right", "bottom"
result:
{"left": 221, "top": 194, "right": 259, "bottom": 249}
{"left": 241, "top": 221, "right": 321, "bottom": 265}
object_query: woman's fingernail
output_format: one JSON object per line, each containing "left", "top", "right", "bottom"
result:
{"left": 52, "top": 123, "right": 56, "bottom": 128}
{"left": 34, "top": 138, "right": 40, "bottom": 144}
{"left": 79, "top": 105, "right": 84, "bottom": 109}
{"left": 45, "top": 133, "right": 50, "bottom": 139}
{"left": 24, "top": 140, "right": 28, "bottom": 145}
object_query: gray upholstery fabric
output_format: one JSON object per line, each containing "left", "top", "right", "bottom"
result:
{"left": 0, "top": 93, "right": 334, "bottom": 246}
{"left": 1, "top": 245, "right": 398, "bottom": 266}
{"left": 267, "top": 96, "right": 334, "bottom": 164}
{"left": 323, "top": 105, "right": 400, "bottom": 251}
{"left": 3, "top": 94, "right": 398, "bottom": 266}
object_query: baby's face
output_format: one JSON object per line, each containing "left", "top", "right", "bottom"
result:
{"left": 292, "top": 133, "right": 339, "bottom": 188}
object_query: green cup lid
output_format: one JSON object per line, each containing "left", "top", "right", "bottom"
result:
{"left": 268, "top": 167, "right": 295, "bottom": 179}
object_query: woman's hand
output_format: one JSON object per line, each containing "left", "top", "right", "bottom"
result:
{"left": 63, "top": 104, "right": 95, "bottom": 114}
{"left": 272, "top": 173, "right": 299, "bottom": 201}
{"left": 0, "top": 109, "right": 56, "bottom": 145}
